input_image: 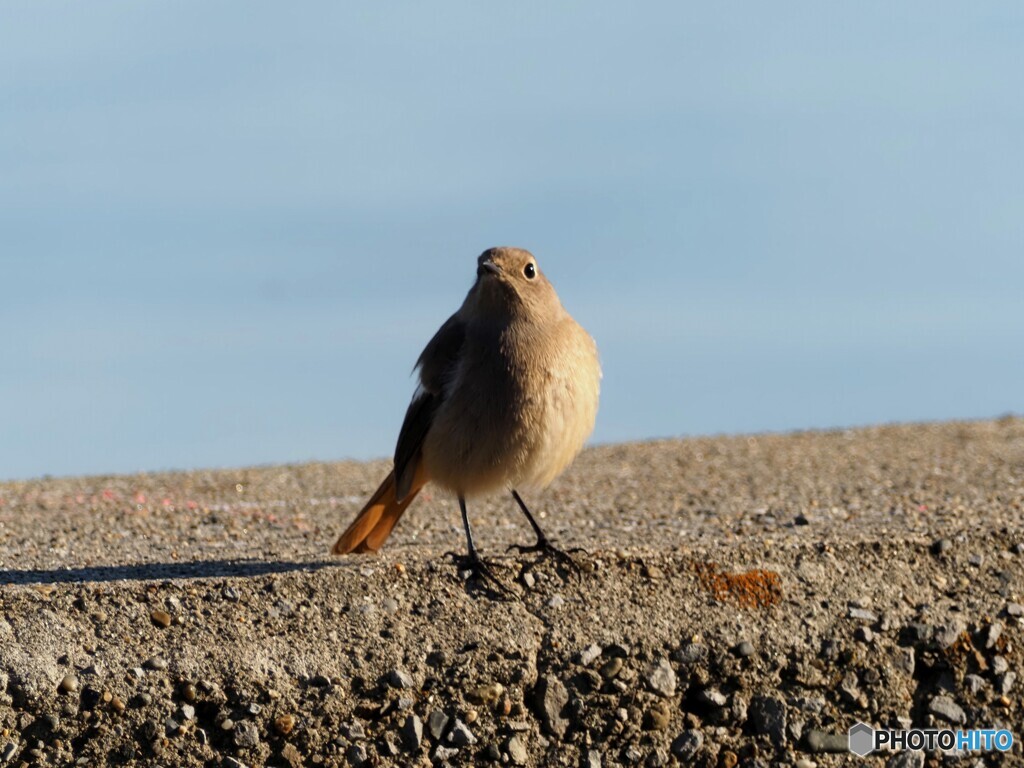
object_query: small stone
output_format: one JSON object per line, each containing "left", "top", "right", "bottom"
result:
{"left": 345, "top": 743, "right": 367, "bottom": 766}
{"left": 646, "top": 658, "right": 676, "bottom": 698}
{"left": 387, "top": 668, "right": 414, "bottom": 689}
{"left": 583, "top": 748, "right": 602, "bottom": 768}
{"left": 894, "top": 647, "right": 915, "bottom": 675}
{"left": 804, "top": 730, "right": 848, "bottom": 753}
{"left": 534, "top": 675, "right": 569, "bottom": 738}
{"left": 934, "top": 622, "right": 965, "bottom": 649}
{"left": 427, "top": 710, "right": 449, "bottom": 740}
{"left": 997, "top": 672, "right": 1016, "bottom": 695}
{"left": 150, "top": 610, "right": 172, "bottom": 628}
{"left": 599, "top": 657, "right": 624, "bottom": 679}
{"left": 0, "top": 742, "right": 17, "bottom": 763}
{"left": 901, "top": 624, "right": 932, "bottom": 646}
{"left": 643, "top": 700, "right": 671, "bottom": 731}
{"left": 522, "top": 572, "right": 536, "bottom": 589}
{"left": 646, "top": 747, "right": 669, "bottom": 767}
{"left": 749, "top": 696, "right": 787, "bottom": 745}
{"left": 309, "top": 674, "right": 332, "bottom": 688}
{"left": 839, "top": 672, "right": 863, "bottom": 706}
{"left": 968, "top": 553, "right": 983, "bottom": 567}
{"left": 984, "top": 622, "right": 1004, "bottom": 649}
{"left": 795, "top": 760, "right": 817, "bottom": 768}
{"left": 993, "top": 656, "right": 1010, "bottom": 675}
{"left": 670, "top": 729, "right": 703, "bottom": 760}
{"left": 720, "top": 750, "right": 738, "bottom": 768}
{"left": 274, "top": 714, "right": 296, "bottom": 736}
{"left": 234, "top": 720, "right": 260, "bottom": 749}
{"left": 1006, "top": 602, "right": 1024, "bottom": 617}
{"left": 482, "top": 743, "right": 500, "bottom": 761}
{"left": 342, "top": 721, "right": 366, "bottom": 740}
{"left": 143, "top": 657, "right": 167, "bottom": 671}
{"left": 448, "top": 719, "right": 476, "bottom": 748}
{"left": 139, "top": 719, "right": 160, "bottom": 740}
{"left": 247, "top": 702, "right": 262, "bottom": 715}
{"left": 132, "top": 692, "right": 153, "bottom": 708}
{"left": 547, "top": 594, "right": 564, "bottom": 608}
{"left": 734, "top": 641, "right": 755, "bottom": 658}
{"left": 964, "top": 675, "right": 986, "bottom": 695}
{"left": 928, "top": 695, "right": 966, "bottom": 725}
{"left": 579, "top": 644, "right": 602, "bottom": 666}
{"left": 507, "top": 735, "right": 528, "bottom": 765}
{"left": 220, "top": 718, "right": 235, "bottom": 731}
{"left": 931, "top": 538, "right": 952, "bottom": 556}
{"left": 59, "top": 675, "right": 79, "bottom": 694}
{"left": 180, "top": 682, "right": 197, "bottom": 702}
{"left": 855, "top": 626, "right": 874, "bottom": 643}
{"left": 433, "top": 745, "right": 459, "bottom": 762}
{"left": 697, "top": 688, "right": 727, "bottom": 708}
{"left": 674, "top": 642, "right": 708, "bottom": 665}
{"left": 848, "top": 607, "right": 878, "bottom": 623}
{"left": 178, "top": 704, "right": 195, "bottom": 721}
{"left": 401, "top": 714, "right": 423, "bottom": 751}
{"left": 110, "top": 696, "right": 126, "bottom": 713}
{"left": 468, "top": 682, "right": 504, "bottom": 707}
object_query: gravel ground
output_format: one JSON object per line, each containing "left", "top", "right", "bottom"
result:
{"left": 0, "top": 417, "right": 1022, "bottom": 767}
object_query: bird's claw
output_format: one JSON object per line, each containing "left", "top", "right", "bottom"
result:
{"left": 507, "top": 538, "right": 584, "bottom": 574}
{"left": 444, "top": 551, "right": 516, "bottom": 597}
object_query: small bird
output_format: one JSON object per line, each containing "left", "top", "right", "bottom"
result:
{"left": 332, "top": 247, "right": 601, "bottom": 587}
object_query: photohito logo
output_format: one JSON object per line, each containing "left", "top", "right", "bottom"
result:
{"left": 848, "top": 722, "right": 1014, "bottom": 757}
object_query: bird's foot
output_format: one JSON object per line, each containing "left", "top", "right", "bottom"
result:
{"left": 444, "top": 551, "right": 516, "bottom": 598}
{"left": 507, "top": 537, "right": 584, "bottom": 574}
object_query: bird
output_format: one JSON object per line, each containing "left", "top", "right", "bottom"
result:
{"left": 331, "top": 247, "right": 600, "bottom": 589}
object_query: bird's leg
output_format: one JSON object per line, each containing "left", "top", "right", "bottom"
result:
{"left": 507, "top": 489, "right": 582, "bottom": 572}
{"left": 446, "top": 496, "right": 512, "bottom": 595}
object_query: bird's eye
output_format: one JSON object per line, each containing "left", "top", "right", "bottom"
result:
{"left": 524, "top": 263, "right": 536, "bottom": 279}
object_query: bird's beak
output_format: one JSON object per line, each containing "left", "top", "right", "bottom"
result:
{"left": 477, "top": 259, "right": 500, "bottom": 278}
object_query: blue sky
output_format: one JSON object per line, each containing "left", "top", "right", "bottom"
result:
{"left": 2, "top": 2, "right": 1022, "bottom": 480}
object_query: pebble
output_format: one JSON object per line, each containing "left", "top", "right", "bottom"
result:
{"left": 387, "top": 668, "right": 414, "bottom": 689}
{"left": 931, "top": 538, "right": 952, "bottom": 555}
{"left": 983, "top": 622, "right": 1003, "bottom": 649}
{"left": 670, "top": 729, "right": 703, "bottom": 760}
{"left": 928, "top": 695, "right": 966, "bottom": 725}
{"left": 149, "top": 610, "right": 171, "bottom": 628}
{"left": 643, "top": 700, "right": 671, "bottom": 731}
{"left": 179, "top": 682, "right": 197, "bottom": 702}
{"left": 0, "top": 742, "right": 17, "bottom": 763}
{"left": 848, "top": 607, "right": 878, "bottom": 623}
{"left": 522, "top": 572, "right": 536, "bottom": 589}
{"left": 583, "top": 748, "right": 601, "bottom": 768}
{"left": 58, "top": 675, "right": 79, "bottom": 694}
{"left": 273, "top": 714, "right": 296, "bottom": 736}
{"left": 547, "top": 594, "right": 564, "bottom": 609}
{"left": 804, "top": 729, "right": 848, "bottom": 753}
{"left": 993, "top": 656, "right": 1009, "bottom": 675}
{"left": 748, "top": 696, "right": 787, "bottom": 745}
{"left": 345, "top": 744, "right": 367, "bottom": 766}
{"left": 178, "top": 704, "right": 195, "bottom": 721}
{"left": 534, "top": 675, "right": 568, "bottom": 738}
{"left": 646, "top": 747, "right": 668, "bottom": 767}
{"left": 143, "top": 656, "right": 167, "bottom": 671}
{"left": 507, "top": 735, "right": 528, "bottom": 765}
{"left": 894, "top": 647, "right": 915, "bottom": 675}
{"left": 468, "top": 682, "right": 504, "bottom": 707}
{"left": 1006, "top": 602, "right": 1024, "bottom": 617}
{"left": 968, "top": 553, "right": 983, "bottom": 567}
{"left": 427, "top": 710, "right": 449, "bottom": 740}
{"left": 697, "top": 688, "right": 727, "bottom": 708}
{"left": 646, "top": 658, "right": 676, "bottom": 698}
{"left": 401, "top": 714, "right": 423, "bottom": 751}
{"left": 795, "top": 761, "right": 817, "bottom": 768}
{"left": 433, "top": 745, "right": 459, "bottom": 762}
{"left": 964, "top": 674, "right": 986, "bottom": 695}
{"left": 579, "top": 644, "right": 602, "bottom": 666}
{"left": 734, "top": 641, "right": 755, "bottom": 658}
{"left": 448, "top": 719, "right": 476, "bottom": 748}
{"left": 599, "top": 657, "right": 623, "bottom": 679}
{"left": 720, "top": 749, "right": 738, "bottom": 768}
{"left": 997, "top": 672, "right": 1016, "bottom": 695}
{"left": 934, "top": 622, "right": 965, "bottom": 649}
{"left": 902, "top": 623, "right": 933, "bottom": 644}
{"left": 855, "top": 626, "right": 874, "bottom": 643}
{"left": 674, "top": 642, "right": 708, "bottom": 665}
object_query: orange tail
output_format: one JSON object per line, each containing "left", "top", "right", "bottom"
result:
{"left": 331, "top": 462, "right": 427, "bottom": 555}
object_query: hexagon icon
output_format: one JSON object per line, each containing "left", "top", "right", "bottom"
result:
{"left": 848, "top": 722, "right": 874, "bottom": 757}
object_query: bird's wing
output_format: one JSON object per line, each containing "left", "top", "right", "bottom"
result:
{"left": 393, "top": 314, "right": 466, "bottom": 500}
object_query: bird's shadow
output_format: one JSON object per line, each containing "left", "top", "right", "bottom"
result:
{"left": 0, "top": 558, "right": 338, "bottom": 587}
